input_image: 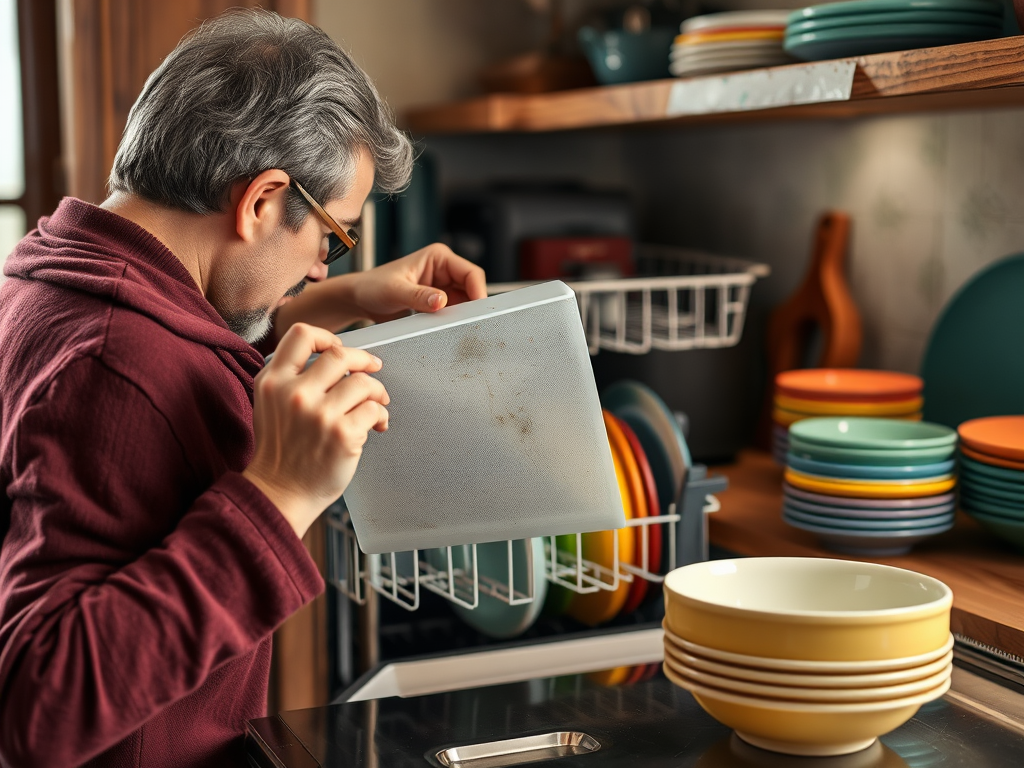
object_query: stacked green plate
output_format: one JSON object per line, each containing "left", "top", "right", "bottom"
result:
{"left": 784, "top": 0, "right": 1004, "bottom": 61}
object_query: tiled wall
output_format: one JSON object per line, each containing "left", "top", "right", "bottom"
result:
{"left": 428, "top": 107, "right": 1024, "bottom": 375}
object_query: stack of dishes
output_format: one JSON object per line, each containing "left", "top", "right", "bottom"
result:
{"left": 663, "top": 558, "right": 954, "bottom": 756}
{"left": 784, "top": 417, "right": 958, "bottom": 555}
{"left": 671, "top": 11, "right": 792, "bottom": 78}
{"left": 547, "top": 380, "right": 691, "bottom": 626}
{"left": 784, "top": 0, "right": 1004, "bottom": 62}
{"left": 773, "top": 369, "right": 924, "bottom": 464}
{"left": 957, "top": 416, "right": 1024, "bottom": 551}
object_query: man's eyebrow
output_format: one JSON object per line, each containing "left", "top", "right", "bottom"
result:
{"left": 339, "top": 216, "right": 362, "bottom": 229}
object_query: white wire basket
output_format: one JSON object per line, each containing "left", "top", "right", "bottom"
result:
{"left": 326, "top": 493, "right": 721, "bottom": 613}
{"left": 489, "top": 245, "right": 769, "bottom": 355}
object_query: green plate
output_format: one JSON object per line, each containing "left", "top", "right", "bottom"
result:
{"left": 787, "top": 0, "right": 1002, "bottom": 22}
{"left": 963, "top": 509, "right": 1024, "bottom": 552}
{"left": 789, "top": 417, "right": 957, "bottom": 450}
{"left": 961, "top": 455, "right": 1024, "bottom": 484}
{"left": 960, "top": 494, "right": 1024, "bottom": 519}
{"left": 789, "top": 435, "right": 956, "bottom": 466}
{"left": 788, "top": 8, "right": 1003, "bottom": 34}
{"left": 922, "top": 254, "right": 1024, "bottom": 429}
{"left": 961, "top": 484, "right": 1024, "bottom": 507}
{"left": 960, "top": 467, "right": 1024, "bottom": 494}
{"left": 784, "top": 22, "right": 999, "bottom": 60}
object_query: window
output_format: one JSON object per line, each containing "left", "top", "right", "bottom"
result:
{"left": 0, "top": 0, "right": 25, "bottom": 268}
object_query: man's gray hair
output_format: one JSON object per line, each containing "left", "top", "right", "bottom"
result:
{"left": 110, "top": 9, "right": 413, "bottom": 228}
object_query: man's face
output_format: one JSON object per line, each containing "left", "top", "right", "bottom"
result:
{"left": 212, "top": 148, "right": 375, "bottom": 343}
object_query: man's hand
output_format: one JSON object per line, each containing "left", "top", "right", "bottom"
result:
{"left": 243, "top": 323, "right": 389, "bottom": 539}
{"left": 351, "top": 243, "right": 487, "bottom": 323}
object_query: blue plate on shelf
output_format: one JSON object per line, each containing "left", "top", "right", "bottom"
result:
{"left": 960, "top": 467, "right": 1024, "bottom": 493}
{"left": 783, "top": 505, "right": 954, "bottom": 531}
{"left": 960, "top": 454, "right": 1024, "bottom": 484}
{"left": 788, "top": 8, "right": 1003, "bottom": 34}
{"left": 960, "top": 485, "right": 1024, "bottom": 509}
{"left": 783, "top": 512, "right": 954, "bottom": 555}
{"left": 784, "top": 22, "right": 999, "bottom": 61}
{"left": 784, "top": 494, "right": 955, "bottom": 520}
{"left": 430, "top": 538, "right": 548, "bottom": 640}
{"left": 786, "top": 452, "right": 955, "bottom": 480}
{"left": 959, "top": 494, "right": 1024, "bottom": 519}
{"left": 788, "top": 436, "right": 956, "bottom": 466}
{"left": 787, "top": 0, "right": 1003, "bottom": 20}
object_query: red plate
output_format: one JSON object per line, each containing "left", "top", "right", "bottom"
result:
{"left": 776, "top": 369, "right": 923, "bottom": 403}
{"left": 616, "top": 416, "right": 663, "bottom": 615}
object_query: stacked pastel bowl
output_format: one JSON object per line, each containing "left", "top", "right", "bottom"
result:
{"left": 783, "top": 417, "right": 958, "bottom": 555}
{"left": 671, "top": 11, "right": 793, "bottom": 78}
{"left": 784, "top": 0, "right": 1004, "bottom": 62}
{"left": 957, "top": 416, "right": 1024, "bottom": 551}
{"left": 773, "top": 369, "right": 924, "bottom": 464}
{"left": 663, "top": 558, "right": 954, "bottom": 756}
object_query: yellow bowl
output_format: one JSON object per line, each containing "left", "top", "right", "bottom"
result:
{"left": 663, "top": 651, "right": 952, "bottom": 703}
{"left": 663, "top": 661, "right": 950, "bottom": 756}
{"left": 784, "top": 469, "right": 956, "bottom": 499}
{"left": 663, "top": 558, "right": 952, "bottom": 662}
{"left": 663, "top": 639, "right": 954, "bottom": 688}
{"left": 775, "top": 393, "right": 924, "bottom": 417}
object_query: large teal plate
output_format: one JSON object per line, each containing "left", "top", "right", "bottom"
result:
{"left": 787, "top": 0, "right": 1002, "bottom": 22}
{"left": 922, "top": 254, "right": 1024, "bottom": 429}
{"left": 789, "top": 417, "right": 957, "bottom": 450}
{"left": 785, "top": 23, "right": 998, "bottom": 60}
{"left": 788, "top": 8, "right": 1003, "bottom": 33}
{"left": 431, "top": 538, "right": 548, "bottom": 640}
{"left": 960, "top": 469, "right": 1024, "bottom": 496}
{"left": 786, "top": 452, "right": 955, "bottom": 479}
{"left": 960, "top": 495, "right": 1024, "bottom": 519}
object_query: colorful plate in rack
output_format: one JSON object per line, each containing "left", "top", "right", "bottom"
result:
{"left": 566, "top": 417, "right": 636, "bottom": 627}
{"left": 606, "top": 413, "right": 649, "bottom": 614}
{"left": 616, "top": 415, "right": 662, "bottom": 612}
{"left": 440, "top": 537, "right": 548, "bottom": 640}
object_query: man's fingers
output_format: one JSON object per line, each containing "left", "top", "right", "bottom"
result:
{"left": 347, "top": 399, "right": 390, "bottom": 437}
{"left": 438, "top": 251, "right": 487, "bottom": 302}
{"left": 302, "top": 344, "right": 382, "bottom": 391}
{"left": 324, "top": 371, "right": 390, "bottom": 413}
{"left": 267, "top": 323, "right": 346, "bottom": 374}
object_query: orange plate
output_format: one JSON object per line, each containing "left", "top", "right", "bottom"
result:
{"left": 958, "top": 416, "right": 1024, "bottom": 462}
{"left": 961, "top": 444, "right": 1024, "bottom": 471}
{"left": 610, "top": 414, "right": 651, "bottom": 615}
{"left": 775, "top": 393, "right": 924, "bottom": 417}
{"left": 776, "top": 369, "right": 923, "bottom": 403}
{"left": 567, "top": 413, "right": 636, "bottom": 627}
{"left": 772, "top": 407, "right": 922, "bottom": 427}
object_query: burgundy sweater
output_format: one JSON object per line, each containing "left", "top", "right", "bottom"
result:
{"left": 0, "top": 199, "right": 324, "bottom": 768}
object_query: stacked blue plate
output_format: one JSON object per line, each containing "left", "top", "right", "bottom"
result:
{"left": 784, "top": 0, "right": 1004, "bottom": 61}
{"left": 956, "top": 416, "right": 1024, "bottom": 552}
{"left": 783, "top": 417, "right": 959, "bottom": 556}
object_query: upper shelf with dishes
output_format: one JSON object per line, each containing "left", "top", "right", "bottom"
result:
{"left": 406, "top": 17, "right": 1024, "bottom": 135}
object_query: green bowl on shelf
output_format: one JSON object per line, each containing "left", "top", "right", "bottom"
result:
{"left": 578, "top": 26, "right": 675, "bottom": 85}
{"left": 789, "top": 417, "right": 958, "bottom": 451}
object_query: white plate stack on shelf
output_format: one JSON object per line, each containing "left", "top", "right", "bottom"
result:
{"left": 671, "top": 11, "right": 794, "bottom": 78}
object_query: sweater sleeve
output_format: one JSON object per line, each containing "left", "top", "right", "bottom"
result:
{"left": 0, "top": 356, "right": 324, "bottom": 768}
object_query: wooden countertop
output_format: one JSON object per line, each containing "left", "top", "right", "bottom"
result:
{"left": 711, "top": 450, "right": 1024, "bottom": 658}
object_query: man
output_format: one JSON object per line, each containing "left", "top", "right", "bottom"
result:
{"left": 0, "top": 10, "right": 485, "bottom": 768}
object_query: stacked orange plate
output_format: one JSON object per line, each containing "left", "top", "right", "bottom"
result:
{"left": 957, "top": 416, "right": 1024, "bottom": 551}
{"left": 663, "top": 558, "right": 953, "bottom": 757}
{"left": 773, "top": 369, "right": 924, "bottom": 463}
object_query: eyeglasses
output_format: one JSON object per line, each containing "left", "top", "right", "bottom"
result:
{"left": 291, "top": 179, "right": 360, "bottom": 265}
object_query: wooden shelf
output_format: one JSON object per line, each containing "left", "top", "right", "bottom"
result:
{"left": 406, "top": 37, "right": 1024, "bottom": 134}
{"left": 712, "top": 450, "right": 1024, "bottom": 659}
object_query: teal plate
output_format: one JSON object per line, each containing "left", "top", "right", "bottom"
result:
{"left": 789, "top": 417, "right": 957, "bottom": 450}
{"left": 788, "top": 8, "right": 1004, "bottom": 34}
{"left": 922, "top": 254, "right": 1024, "bottom": 429}
{"left": 960, "top": 471, "right": 1024, "bottom": 498}
{"left": 784, "top": 23, "right": 998, "bottom": 60}
{"left": 788, "top": 436, "right": 956, "bottom": 466}
{"left": 960, "top": 495, "right": 1024, "bottom": 519}
{"left": 786, "top": 452, "right": 956, "bottom": 479}
{"left": 961, "top": 454, "right": 1024, "bottom": 484}
{"left": 431, "top": 538, "right": 548, "bottom": 640}
{"left": 784, "top": 505, "right": 955, "bottom": 530}
{"left": 783, "top": 512, "right": 954, "bottom": 555}
{"left": 963, "top": 509, "right": 1024, "bottom": 552}
{"left": 787, "top": 0, "right": 1002, "bottom": 22}
{"left": 961, "top": 485, "right": 1024, "bottom": 508}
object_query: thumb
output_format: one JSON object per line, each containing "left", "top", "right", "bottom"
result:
{"left": 409, "top": 284, "right": 447, "bottom": 313}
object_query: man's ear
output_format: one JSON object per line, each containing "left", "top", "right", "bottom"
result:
{"left": 235, "top": 169, "right": 291, "bottom": 243}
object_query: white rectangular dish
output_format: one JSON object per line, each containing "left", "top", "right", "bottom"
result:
{"left": 338, "top": 281, "right": 624, "bottom": 554}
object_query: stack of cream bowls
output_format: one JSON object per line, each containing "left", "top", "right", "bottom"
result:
{"left": 663, "top": 558, "right": 954, "bottom": 757}
{"left": 671, "top": 11, "right": 793, "bottom": 78}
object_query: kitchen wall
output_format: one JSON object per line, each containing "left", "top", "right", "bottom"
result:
{"left": 315, "top": 1, "right": 1024, "bottom": 377}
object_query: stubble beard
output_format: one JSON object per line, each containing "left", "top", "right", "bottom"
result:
{"left": 222, "top": 279, "right": 308, "bottom": 345}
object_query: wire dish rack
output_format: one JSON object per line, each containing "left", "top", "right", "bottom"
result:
{"left": 327, "top": 466, "right": 728, "bottom": 612}
{"left": 489, "top": 245, "right": 769, "bottom": 355}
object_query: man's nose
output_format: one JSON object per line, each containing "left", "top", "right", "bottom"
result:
{"left": 307, "top": 260, "right": 329, "bottom": 283}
